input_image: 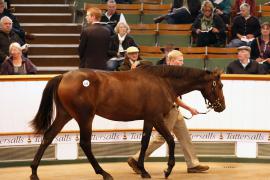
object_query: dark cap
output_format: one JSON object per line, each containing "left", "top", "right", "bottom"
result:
{"left": 237, "top": 46, "right": 251, "bottom": 52}
{"left": 160, "top": 43, "right": 179, "bottom": 53}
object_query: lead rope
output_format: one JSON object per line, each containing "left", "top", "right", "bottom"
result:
{"left": 183, "top": 108, "right": 212, "bottom": 120}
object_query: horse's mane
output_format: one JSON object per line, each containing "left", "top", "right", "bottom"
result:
{"left": 136, "top": 65, "right": 208, "bottom": 80}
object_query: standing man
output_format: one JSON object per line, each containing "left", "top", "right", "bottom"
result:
{"left": 128, "top": 50, "right": 209, "bottom": 174}
{"left": 78, "top": 7, "right": 111, "bottom": 70}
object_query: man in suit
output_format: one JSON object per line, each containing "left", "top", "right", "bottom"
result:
{"left": 78, "top": 7, "right": 111, "bottom": 70}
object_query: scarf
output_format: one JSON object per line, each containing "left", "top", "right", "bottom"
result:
{"left": 201, "top": 14, "right": 213, "bottom": 31}
{"left": 118, "top": 33, "right": 127, "bottom": 54}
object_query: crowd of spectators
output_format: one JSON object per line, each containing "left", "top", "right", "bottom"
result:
{"left": 1, "top": 0, "right": 270, "bottom": 75}
{"left": 78, "top": 0, "right": 268, "bottom": 74}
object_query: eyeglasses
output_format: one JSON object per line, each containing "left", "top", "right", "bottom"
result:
{"left": 204, "top": 9, "right": 212, "bottom": 12}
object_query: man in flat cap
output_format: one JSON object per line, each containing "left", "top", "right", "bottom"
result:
{"left": 226, "top": 46, "right": 266, "bottom": 74}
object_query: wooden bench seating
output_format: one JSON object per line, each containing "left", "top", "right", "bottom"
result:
{"left": 138, "top": 46, "right": 238, "bottom": 70}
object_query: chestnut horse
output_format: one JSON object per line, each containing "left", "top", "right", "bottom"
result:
{"left": 30, "top": 65, "right": 225, "bottom": 180}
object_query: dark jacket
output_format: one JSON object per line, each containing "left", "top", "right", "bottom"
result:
{"left": 172, "top": 0, "right": 201, "bottom": 21}
{"left": 250, "top": 37, "right": 270, "bottom": 73}
{"left": 250, "top": 37, "right": 270, "bottom": 59}
{"left": 156, "top": 57, "right": 166, "bottom": 65}
{"left": 1, "top": 56, "right": 37, "bottom": 75}
{"left": 231, "top": 15, "right": 261, "bottom": 39}
{"left": 0, "top": 30, "right": 23, "bottom": 64}
{"left": 101, "top": 12, "right": 121, "bottom": 29}
{"left": 108, "top": 34, "right": 138, "bottom": 58}
{"left": 78, "top": 23, "right": 111, "bottom": 70}
{"left": 118, "top": 58, "right": 152, "bottom": 71}
{"left": 226, "top": 59, "right": 266, "bottom": 74}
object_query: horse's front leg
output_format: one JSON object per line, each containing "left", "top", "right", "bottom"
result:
{"left": 152, "top": 116, "right": 175, "bottom": 178}
{"left": 137, "top": 121, "right": 153, "bottom": 178}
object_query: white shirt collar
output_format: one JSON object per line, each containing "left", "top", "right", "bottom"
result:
{"left": 240, "top": 59, "right": 250, "bottom": 68}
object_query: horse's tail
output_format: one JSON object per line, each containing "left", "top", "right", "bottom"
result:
{"left": 30, "top": 75, "right": 63, "bottom": 134}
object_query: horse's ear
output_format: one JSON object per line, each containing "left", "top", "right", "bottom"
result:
{"left": 212, "top": 68, "right": 224, "bottom": 78}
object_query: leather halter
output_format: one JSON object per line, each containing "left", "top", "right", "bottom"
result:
{"left": 184, "top": 80, "right": 223, "bottom": 120}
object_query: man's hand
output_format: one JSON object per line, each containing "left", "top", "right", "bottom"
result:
{"left": 215, "top": 9, "right": 223, "bottom": 15}
{"left": 189, "top": 107, "right": 199, "bottom": 116}
{"left": 212, "top": 27, "right": 220, "bottom": 33}
{"left": 256, "top": 57, "right": 264, "bottom": 63}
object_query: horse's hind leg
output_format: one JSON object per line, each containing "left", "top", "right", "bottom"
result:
{"left": 137, "top": 120, "right": 153, "bottom": 178}
{"left": 30, "top": 110, "right": 71, "bottom": 180}
{"left": 152, "top": 117, "right": 175, "bottom": 178}
{"left": 78, "top": 114, "right": 113, "bottom": 180}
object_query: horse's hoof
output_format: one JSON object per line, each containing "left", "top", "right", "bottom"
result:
{"left": 102, "top": 172, "right": 113, "bottom": 180}
{"left": 30, "top": 174, "right": 39, "bottom": 180}
{"left": 164, "top": 169, "right": 172, "bottom": 178}
{"left": 141, "top": 172, "right": 151, "bottom": 178}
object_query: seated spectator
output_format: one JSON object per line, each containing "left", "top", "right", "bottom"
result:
{"left": 233, "top": 0, "right": 256, "bottom": 17}
{"left": 0, "top": 0, "right": 34, "bottom": 43}
{"left": 153, "top": 0, "right": 201, "bottom": 24}
{"left": 157, "top": 43, "right": 179, "bottom": 65}
{"left": 211, "top": 0, "right": 231, "bottom": 25}
{"left": 101, "top": 0, "right": 126, "bottom": 29}
{"left": 0, "top": 16, "right": 25, "bottom": 66}
{"left": 1, "top": 42, "right": 37, "bottom": 75}
{"left": 226, "top": 46, "right": 266, "bottom": 74}
{"left": 250, "top": 22, "right": 270, "bottom": 73}
{"left": 107, "top": 22, "right": 138, "bottom": 71}
{"left": 118, "top": 46, "right": 152, "bottom": 71}
{"left": 192, "top": 0, "right": 226, "bottom": 47}
{"left": 227, "top": 3, "right": 260, "bottom": 47}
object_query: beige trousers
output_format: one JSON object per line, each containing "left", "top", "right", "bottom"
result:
{"left": 132, "top": 107, "right": 200, "bottom": 168}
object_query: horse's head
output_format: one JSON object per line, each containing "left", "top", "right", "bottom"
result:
{"left": 200, "top": 69, "right": 225, "bottom": 112}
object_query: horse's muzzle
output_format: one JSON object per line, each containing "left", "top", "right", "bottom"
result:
{"left": 211, "top": 99, "right": 225, "bottom": 112}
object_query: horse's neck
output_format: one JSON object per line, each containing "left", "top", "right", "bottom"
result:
{"left": 168, "top": 78, "right": 201, "bottom": 95}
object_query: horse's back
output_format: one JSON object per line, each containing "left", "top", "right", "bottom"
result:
{"left": 57, "top": 69, "right": 174, "bottom": 121}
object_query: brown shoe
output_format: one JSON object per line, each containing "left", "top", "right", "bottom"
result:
{"left": 187, "top": 165, "right": 209, "bottom": 173}
{"left": 127, "top": 157, "right": 141, "bottom": 174}
{"left": 153, "top": 15, "right": 166, "bottom": 24}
